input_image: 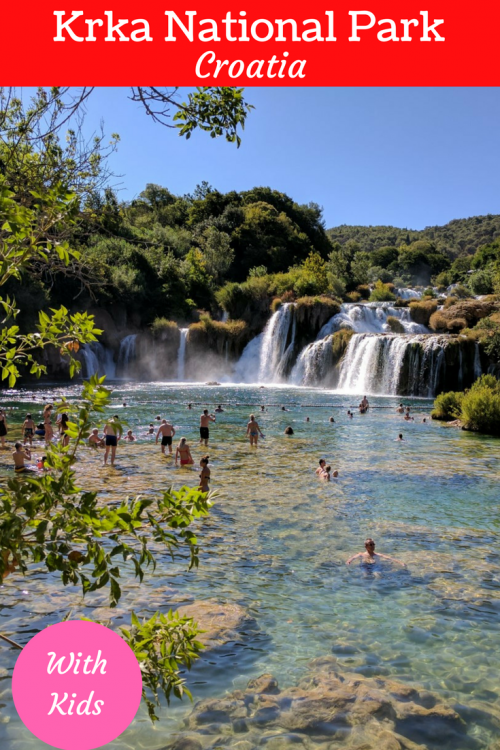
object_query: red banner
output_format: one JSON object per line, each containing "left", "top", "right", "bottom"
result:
{"left": 1, "top": 2, "right": 498, "bottom": 85}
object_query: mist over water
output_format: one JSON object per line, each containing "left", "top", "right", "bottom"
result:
{"left": 1, "top": 383, "right": 499, "bottom": 749}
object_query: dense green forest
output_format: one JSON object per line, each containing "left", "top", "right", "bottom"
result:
{"left": 2, "top": 87, "right": 500, "bottom": 356}
{"left": 327, "top": 215, "right": 500, "bottom": 258}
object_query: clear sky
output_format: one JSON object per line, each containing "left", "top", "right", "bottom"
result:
{"left": 26, "top": 87, "right": 500, "bottom": 229}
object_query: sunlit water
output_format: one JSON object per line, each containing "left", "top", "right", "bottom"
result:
{"left": 1, "top": 382, "right": 500, "bottom": 749}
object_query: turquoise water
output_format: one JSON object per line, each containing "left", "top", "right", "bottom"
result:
{"left": 1, "top": 383, "right": 499, "bottom": 749}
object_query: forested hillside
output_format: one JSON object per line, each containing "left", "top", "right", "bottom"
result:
{"left": 327, "top": 215, "right": 500, "bottom": 258}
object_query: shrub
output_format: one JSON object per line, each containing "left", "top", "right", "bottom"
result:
{"left": 444, "top": 296, "right": 458, "bottom": 308}
{"left": 150, "top": 318, "right": 179, "bottom": 340}
{"left": 356, "top": 284, "right": 370, "bottom": 300}
{"left": 346, "top": 291, "right": 362, "bottom": 303}
{"left": 409, "top": 300, "right": 438, "bottom": 326}
{"left": 429, "top": 311, "right": 447, "bottom": 331}
{"left": 281, "top": 289, "right": 296, "bottom": 303}
{"left": 386, "top": 316, "right": 405, "bottom": 333}
{"left": 447, "top": 317, "right": 468, "bottom": 333}
{"left": 460, "top": 384, "right": 500, "bottom": 435}
{"left": 270, "top": 298, "right": 282, "bottom": 313}
{"left": 431, "top": 391, "right": 464, "bottom": 420}
{"left": 422, "top": 287, "right": 436, "bottom": 298}
{"left": 331, "top": 329, "right": 355, "bottom": 364}
{"left": 295, "top": 295, "right": 339, "bottom": 312}
{"left": 369, "top": 280, "right": 396, "bottom": 302}
{"left": 453, "top": 284, "right": 471, "bottom": 299}
{"left": 469, "top": 269, "right": 493, "bottom": 295}
{"left": 393, "top": 297, "right": 410, "bottom": 308}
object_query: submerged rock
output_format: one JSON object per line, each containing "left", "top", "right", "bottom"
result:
{"left": 175, "top": 599, "right": 257, "bottom": 649}
{"left": 167, "top": 656, "right": 469, "bottom": 750}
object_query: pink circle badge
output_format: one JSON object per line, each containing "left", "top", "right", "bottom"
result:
{"left": 12, "top": 620, "right": 142, "bottom": 750}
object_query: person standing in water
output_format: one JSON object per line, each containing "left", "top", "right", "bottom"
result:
{"left": 103, "top": 415, "right": 123, "bottom": 466}
{"left": 199, "top": 455, "right": 211, "bottom": 492}
{"left": 246, "top": 414, "right": 263, "bottom": 446}
{"left": 23, "top": 413, "right": 35, "bottom": 446}
{"left": 43, "top": 404, "right": 54, "bottom": 445}
{"left": 59, "top": 413, "right": 70, "bottom": 447}
{"left": 200, "top": 409, "right": 216, "bottom": 446}
{"left": 156, "top": 419, "right": 176, "bottom": 455}
{"left": 346, "top": 538, "right": 406, "bottom": 566}
{"left": 0, "top": 409, "right": 8, "bottom": 449}
{"left": 175, "top": 437, "right": 194, "bottom": 466}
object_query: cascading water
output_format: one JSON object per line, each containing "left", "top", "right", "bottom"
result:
{"left": 258, "top": 303, "right": 296, "bottom": 382}
{"left": 232, "top": 334, "right": 264, "bottom": 383}
{"left": 317, "top": 302, "right": 428, "bottom": 338}
{"left": 117, "top": 334, "right": 137, "bottom": 377}
{"left": 80, "top": 342, "right": 116, "bottom": 379}
{"left": 177, "top": 329, "right": 189, "bottom": 381}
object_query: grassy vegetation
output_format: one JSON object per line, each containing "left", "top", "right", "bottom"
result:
{"left": 432, "top": 375, "right": 500, "bottom": 436}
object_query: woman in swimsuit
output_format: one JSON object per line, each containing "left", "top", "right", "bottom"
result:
{"left": 199, "top": 455, "right": 210, "bottom": 492}
{"left": 43, "top": 404, "right": 54, "bottom": 444}
{"left": 0, "top": 409, "right": 8, "bottom": 449}
{"left": 175, "top": 437, "right": 194, "bottom": 467}
{"left": 246, "top": 414, "right": 263, "bottom": 447}
{"left": 59, "top": 413, "right": 70, "bottom": 447}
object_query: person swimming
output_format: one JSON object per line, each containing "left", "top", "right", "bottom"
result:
{"left": 124, "top": 430, "right": 136, "bottom": 442}
{"left": 215, "top": 404, "right": 224, "bottom": 413}
{"left": 329, "top": 416, "right": 335, "bottom": 423}
{"left": 396, "top": 433, "right": 404, "bottom": 441}
{"left": 346, "top": 538, "right": 406, "bottom": 567}
{"left": 321, "top": 465, "right": 331, "bottom": 481}
{"left": 315, "top": 459, "right": 326, "bottom": 475}
{"left": 396, "top": 404, "right": 405, "bottom": 413}
{"left": 284, "top": 426, "right": 294, "bottom": 435}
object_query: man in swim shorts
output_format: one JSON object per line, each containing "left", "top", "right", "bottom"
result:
{"left": 200, "top": 409, "right": 215, "bottom": 446}
{"left": 156, "top": 419, "right": 176, "bottom": 455}
{"left": 103, "top": 415, "right": 123, "bottom": 466}
{"left": 23, "top": 413, "right": 36, "bottom": 446}
{"left": 346, "top": 539, "right": 406, "bottom": 566}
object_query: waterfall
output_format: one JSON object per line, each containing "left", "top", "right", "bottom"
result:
{"left": 290, "top": 336, "right": 333, "bottom": 387}
{"left": 335, "top": 333, "right": 473, "bottom": 397}
{"left": 316, "top": 302, "right": 428, "bottom": 339}
{"left": 474, "top": 343, "right": 482, "bottom": 379}
{"left": 232, "top": 333, "right": 264, "bottom": 383}
{"left": 117, "top": 335, "right": 137, "bottom": 377}
{"left": 395, "top": 288, "right": 422, "bottom": 300}
{"left": 259, "top": 303, "right": 296, "bottom": 382}
{"left": 80, "top": 342, "right": 116, "bottom": 379}
{"left": 177, "top": 328, "right": 189, "bottom": 381}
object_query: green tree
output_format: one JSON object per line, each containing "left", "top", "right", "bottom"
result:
{"left": 200, "top": 226, "right": 234, "bottom": 283}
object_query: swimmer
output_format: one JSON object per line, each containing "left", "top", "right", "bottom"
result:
{"left": 260, "top": 405, "right": 266, "bottom": 412}
{"left": 315, "top": 459, "right": 326, "bottom": 475}
{"left": 284, "top": 426, "right": 294, "bottom": 435}
{"left": 156, "top": 419, "right": 176, "bottom": 455}
{"left": 321, "top": 465, "right": 331, "bottom": 481}
{"left": 215, "top": 404, "right": 224, "bottom": 413}
{"left": 12, "top": 442, "right": 35, "bottom": 473}
{"left": 396, "top": 433, "right": 404, "bottom": 441}
{"left": 305, "top": 416, "right": 310, "bottom": 422}
{"left": 122, "top": 402, "right": 127, "bottom": 407}
{"left": 175, "top": 437, "right": 194, "bottom": 466}
{"left": 329, "top": 417, "right": 335, "bottom": 423}
{"left": 281, "top": 406, "right": 288, "bottom": 412}
{"left": 422, "top": 418, "right": 427, "bottom": 423}
{"left": 396, "top": 404, "right": 405, "bottom": 414}
{"left": 103, "top": 415, "right": 123, "bottom": 466}
{"left": 155, "top": 415, "right": 161, "bottom": 421}
{"left": 23, "top": 413, "right": 35, "bottom": 446}
{"left": 199, "top": 455, "right": 211, "bottom": 492}
{"left": 332, "top": 470, "right": 339, "bottom": 478}
{"left": 88, "top": 429, "right": 105, "bottom": 448}
{"left": 124, "top": 430, "right": 136, "bottom": 442}
{"left": 346, "top": 538, "right": 406, "bottom": 567}
{"left": 200, "top": 409, "right": 216, "bottom": 446}
{"left": 247, "top": 414, "right": 264, "bottom": 446}
{"left": 147, "top": 423, "right": 155, "bottom": 435}
{"left": 187, "top": 403, "right": 192, "bottom": 410}
{"left": 347, "top": 410, "right": 353, "bottom": 419}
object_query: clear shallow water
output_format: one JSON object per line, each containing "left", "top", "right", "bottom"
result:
{"left": 1, "top": 382, "right": 500, "bottom": 749}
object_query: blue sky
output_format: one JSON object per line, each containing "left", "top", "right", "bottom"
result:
{"left": 25, "top": 87, "right": 500, "bottom": 229}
